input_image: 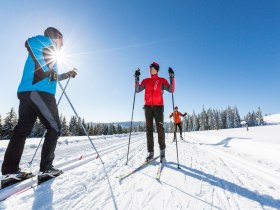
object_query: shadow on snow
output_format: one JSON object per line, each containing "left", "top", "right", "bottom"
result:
{"left": 165, "top": 162, "right": 280, "bottom": 209}
{"left": 200, "top": 137, "right": 251, "bottom": 147}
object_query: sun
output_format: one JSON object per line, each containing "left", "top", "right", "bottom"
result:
{"left": 52, "top": 49, "right": 65, "bottom": 65}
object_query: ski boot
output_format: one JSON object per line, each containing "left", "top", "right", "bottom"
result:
{"left": 145, "top": 152, "right": 154, "bottom": 162}
{"left": 1, "top": 170, "right": 34, "bottom": 189}
{"left": 38, "top": 167, "right": 63, "bottom": 184}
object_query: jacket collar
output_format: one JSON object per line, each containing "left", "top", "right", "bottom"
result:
{"left": 150, "top": 74, "right": 159, "bottom": 78}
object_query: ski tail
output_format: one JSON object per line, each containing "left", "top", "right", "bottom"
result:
{"left": 117, "top": 156, "right": 159, "bottom": 180}
{"left": 156, "top": 162, "right": 164, "bottom": 180}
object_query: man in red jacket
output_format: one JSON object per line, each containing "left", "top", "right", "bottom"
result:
{"left": 169, "top": 106, "right": 187, "bottom": 141}
{"left": 135, "top": 62, "right": 175, "bottom": 162}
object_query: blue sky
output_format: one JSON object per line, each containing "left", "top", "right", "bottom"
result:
{"left": 0, "top": 0, "right": 279, "bottom": 123}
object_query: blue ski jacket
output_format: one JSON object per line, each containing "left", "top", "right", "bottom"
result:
{"left": 18, "top": 35, "right": 59, "bottom": 95}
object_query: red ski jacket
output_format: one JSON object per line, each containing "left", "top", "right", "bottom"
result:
{"left": 135, "top": 74, "right": 175, "bottom": 106}
{"left": 170, "top": 111, "right": 187, "bottom": 124}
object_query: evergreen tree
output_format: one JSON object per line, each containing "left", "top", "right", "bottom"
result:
{"left": 169, "top": 121, "right": 174, "bottom": 133}
{"left": 187, "top": 115, "right": 192, "bottom": 132}
{"left": 112, "top": 124, "right": 117, "bottom": 134}
{"left": 2, "top": 108, "right": 17, "bottom": 139}
{"left": 183, "top": 116, "right": 188, "bottom": 132}
{"left": 141, "top": 124, "right": 146, "bottom": 132}
{"left": 61, "top": 116, "right": 69, "bottom": 136}
{"left": 251, "top": 111, "right": 257, "bottom": 126}
{"left": 78, "top": 118, "right": 86, "bottom": 136}
{"left": 221, "top": 110, "right": 227, "bottom": 129}
{"left": 256, "top": 107, "right": 263, "bottom": 125}
{"left": 217, "top": 110, "right": 223, "bottom": 130}
{"left": 77, "top": 117, "right": 83, "bottom": 136}
{"left": 117, "top": 124, "right": 123, "bottom": 134}
{"left": 213, "top": 109, "right": 220, "bottom": 130}
{"left": 245, "top": 112, "right": 252, "bottom": 126}
{"left": 94, "top": 123, "right": 101, "bottom": 135}
{"left": 88, "top": 123, "right": 94, "bottom": 135}
{"left": 199, "top": 106, "right": 209, "bottom": 131}
{"left": 108, "top": 123, "right": 114, "bottom": 135}
{"left": 233, "top": 106, "right": 241, "bottom": 128}
{"left": 31, "top": 119, "right": 45, "bottom": 137}
{"left": 245, "top": 111, "right": 257, "bottom": 127}
{"left": 103, "top": 124, "right": 109, "bottom": 135}
{"left": 207, "top": 108, "right": 215, "bottom": 130}
{"left": 69, "top": 116, "right": 78, "bottom": 136}
{"left": 192, "top": 111, "right": 199, "bottom": 131}
{"left": 226, "top": 106, "right": 234, "bottom": 128}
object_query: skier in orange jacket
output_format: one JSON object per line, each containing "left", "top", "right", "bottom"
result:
{"left": 169, "top": 106, "right": 187, "bottom": 141}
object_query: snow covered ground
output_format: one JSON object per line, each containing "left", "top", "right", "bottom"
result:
{"left": 0, "top": 115, "right": 280, "bottom": 210}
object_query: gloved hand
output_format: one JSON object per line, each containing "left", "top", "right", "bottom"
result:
{"left": 134, "top": 68, "right": 140, "bottom": 77}
{"left": 134, "top": 68, "right": 140, "bottom": 81}
{"left": 66, "top": 69, "right": 77, "bottom": 78}
{"left": 168, "top": 67, "right": 174, "bottom": 77}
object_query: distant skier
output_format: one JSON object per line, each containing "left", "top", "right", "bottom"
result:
{"left": 169, "top": 106, "right": 187, "bottom": 141}
{"left": 135, "top": 62, "right": 175, "bottom": 162}
{"left": 1, "top": 27, "right": 77, "bottom": 188}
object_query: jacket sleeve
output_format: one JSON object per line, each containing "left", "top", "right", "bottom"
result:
{"left": 48, "top": 72, "right": 68, "bottom": 81}
{"left": 135, "top": 78, "right": 146, "bottom": 93}
{"left": 57, "top": 73, "right": 69, "bottom": 81}
{"left": 169, "top": 112, "right": 173, "bottom": 118}
{"left": 162, "top": 77, "right": 175, "bottom": 93}
{"left": 180, "top": 112, "right": 187, "bottom": 117}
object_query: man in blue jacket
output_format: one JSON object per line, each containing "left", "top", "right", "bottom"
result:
{"left": 1, "top": 27, "right": 77, "bottom": 188}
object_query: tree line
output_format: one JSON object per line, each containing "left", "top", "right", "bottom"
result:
{"left": 174, "top": 106, "right": 264, "bottom": 132}
{"left": 0, "top": 108, "right": 145, "bottom": 140}
{"left": 0, "top": 106, "right": 265, "bottom": 140}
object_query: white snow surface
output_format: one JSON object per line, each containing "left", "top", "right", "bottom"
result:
{"left": 0, "top": 115, "right": 280, "bottom": 210}
{"left": 264, "top": 114, "right": 280, "bottom": 125}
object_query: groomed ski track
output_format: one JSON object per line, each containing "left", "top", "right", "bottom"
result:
{"left": 0, "top": 126, "right": 280, "bottom": 210}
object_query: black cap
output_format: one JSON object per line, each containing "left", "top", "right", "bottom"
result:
{"left": 44, "top": 27, "right": 63, "bottom": 39}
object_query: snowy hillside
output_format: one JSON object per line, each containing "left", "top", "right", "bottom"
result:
{"left": 0, "top": 115, "right": 280, "bottom": 209}
{"left": 264, "top": 114, "right": 280, "bottom": 125}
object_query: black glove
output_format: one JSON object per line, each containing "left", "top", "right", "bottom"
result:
{"left": 168, "top": 67, "right": 174, "bottom": 77}
{"left": 134, "top": 68, "right": 140, "bottom": 80}
{"left": 66, "top": 69, "right": 77, "bottom": 78}
{"left": 134, "top": 68, "right": 140, "bottom": 77}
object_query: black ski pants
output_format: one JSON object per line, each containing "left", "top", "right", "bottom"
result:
{"left": 2, "top": 91, "right": 61, "bottom": 174}
{"left": 174, "top": 123, "right": 183, "bottom": 137}
{"left": 144, "top": 105, "right": 165, "bottom": 152}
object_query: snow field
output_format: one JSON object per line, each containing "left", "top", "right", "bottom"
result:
{"left": 0, "top": 120, "right": 279, "bottom": 209}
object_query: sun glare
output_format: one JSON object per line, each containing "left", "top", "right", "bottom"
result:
{"left": 52, "top": 49, "right": 65, "bottom": 65}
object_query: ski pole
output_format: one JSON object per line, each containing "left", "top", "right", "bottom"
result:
{"left": 57, "top": 80, "right": 104, "bottom": 165}
{"left": 28, "top": 77, "right": 71, "bottom": 166}
{"left": 169, "top": 119, "right": 172, "bottom": 138}
{"left": 169, "top": 68, "right": 181, "bottom": 169}
{"left": 184, "top": 116, "right": 186, "bottom": 139}
{"left": 125, "top": 68, "right": 139, "bottom": 165}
